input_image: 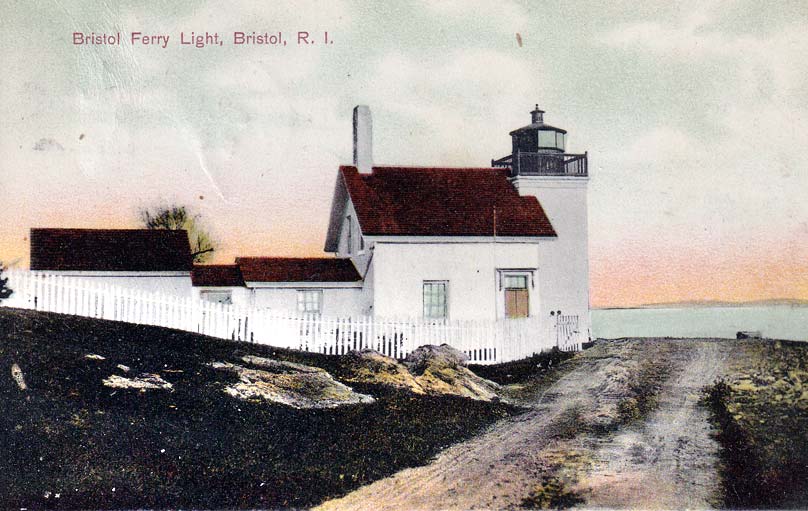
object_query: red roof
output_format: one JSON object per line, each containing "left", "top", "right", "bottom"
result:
{"left": 335, "top": 165, "right": 556, "bottom": 239}
{"left": 235, "top": 257, "right": 362, "bottom": 283}
{"left": 30, "top": 228, "right": 193, "bottom": 272}
{"left": 191, "top": 265, "right": 245, "bottom": 287}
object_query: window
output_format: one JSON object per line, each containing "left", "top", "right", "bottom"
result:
{"left": 538, "top": 130, "right": 565, "bottom": 150}
{"left": 297, "top": 290, "right": 323, "bottom": 315}
{"left": 504, "top": 275, "right": 528, "bottom": 289}
{"left": 538, "top": 130, "right": 556, "bottom": 148}
{"left": 200, "top": 290, "right": 232, "bottom": 305}
{"left": 346, "top": 215, "right": 353, "bottom": 254}
{"left": 423, "top": 281, "right": 448, "bottom": 319}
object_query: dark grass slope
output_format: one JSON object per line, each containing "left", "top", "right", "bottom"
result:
{"left": 0, "top": 308, "right": 519, "bottom": 509}
{"left": 468, "top": 347, "right": 575, "bottom": 385}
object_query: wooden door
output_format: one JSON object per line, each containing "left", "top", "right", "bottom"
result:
{"left": 505, "top": 289, "right": 529, "bottom": 318}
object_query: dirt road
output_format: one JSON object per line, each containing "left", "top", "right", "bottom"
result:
{"left": 315, "top": 339, "right": 731, "bottom": 511}
{"left": 573, "top": 340, "right": 731, "bottom": 509}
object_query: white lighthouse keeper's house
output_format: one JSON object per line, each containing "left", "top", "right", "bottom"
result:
{"left": 320, "top": 104, "right": 590, "bottom": 340}
{"left": 19, "top": 104, "right": 591, "bottom": 351}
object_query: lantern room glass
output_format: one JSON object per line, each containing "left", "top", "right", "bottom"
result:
{"left": 538, "top": 130, "right": 565, "bottom": 151}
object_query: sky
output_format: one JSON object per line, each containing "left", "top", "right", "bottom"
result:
{"left": 1, "top": 0, "right": 807, "bottom": 308}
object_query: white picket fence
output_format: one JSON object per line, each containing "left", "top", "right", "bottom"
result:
{"left": 1, "top": 269, "right": 581, "bottom": 364}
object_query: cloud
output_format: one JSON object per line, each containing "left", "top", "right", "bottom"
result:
{"left": 365, "top": 49, "right": 541, "bottom": 165}
{"left": 591, "top": 6, "right": 808, "bottom": 249}
{"left": 169, "top": 0, "right": 352, "bottom": 35}
{"left": 417, "top": 0, "right": 527, "bottom": 33}
{"left": 600, "top": 12, "right": 808, "bottom": 97}
{"left": 32, "top": 138, "right": 64, "bottom": 151}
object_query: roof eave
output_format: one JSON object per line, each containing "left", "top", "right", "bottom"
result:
{"left": 244, "top": 280, "right": 363, "bottom": 288}
{"left": 363, "top": 233, "right": 556, "bottom": 241}
{"left": 509, "top": 124, "right": 568, "bottom": 136}
{"left": 323, "top": 168, "right": 350, "bottom": 252}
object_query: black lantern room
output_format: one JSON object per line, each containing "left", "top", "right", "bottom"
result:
{"left": 510, "top": 105, "right": 566, "bottom": 154}
{"left": 492, "top": 105, "right": 587, "bottom": 177}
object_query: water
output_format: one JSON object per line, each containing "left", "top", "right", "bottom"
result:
{"left": 592, "top": 305, "right": 808, "bottom": 341}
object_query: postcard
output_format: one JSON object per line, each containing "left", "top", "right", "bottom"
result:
{"left": 1, "top": 1, "right": 806, "bottom": 509}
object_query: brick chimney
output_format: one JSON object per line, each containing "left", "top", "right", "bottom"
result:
{"left": 353, "top": 105, "right": 373, "bottom": 174}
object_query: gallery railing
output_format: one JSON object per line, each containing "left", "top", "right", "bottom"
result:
{"left": 492, "top": 151, "right": 588, "bottom": 177}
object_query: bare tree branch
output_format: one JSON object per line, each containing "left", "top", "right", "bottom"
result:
{"left": 139, "top": 205, "right": 215, "bottom": 263}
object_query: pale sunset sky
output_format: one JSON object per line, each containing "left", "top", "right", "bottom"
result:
{"left": 1, "top": 1, "right": 807, "bottom": 307}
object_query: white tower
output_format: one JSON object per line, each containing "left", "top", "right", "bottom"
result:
{"left": 492, "top": 105, "right": 591, "bottom": 342}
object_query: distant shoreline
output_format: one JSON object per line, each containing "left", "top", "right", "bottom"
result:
{"left": 595, "top": 300, "right": 808, "bottom": 311}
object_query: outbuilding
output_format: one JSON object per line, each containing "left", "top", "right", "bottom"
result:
{"left": 29, "top": 228, "right": 193, "bottom": 298}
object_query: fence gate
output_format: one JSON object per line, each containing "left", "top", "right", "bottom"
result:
{"left": 556, "top": 314, "right": 580, "bottom": 350}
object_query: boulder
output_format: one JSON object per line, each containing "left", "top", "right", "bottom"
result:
{"left": 404, "top": 345, "right": 501, "bottom": 401}
{"left": 241, "top": 355, "right": 323, "bottom": 374}
{"left": 11, "top": 363, "right": 27, "bottom": 390}
{"left": 103, "top": 373, "right": 172, "bottom": 391}
{"left": 341, "top": 349, "right": 425, "bottom": 394}
{"left": 404, "top": 344, "right": 468, "bottom": 375}
{"left": 208, "top": 360, "right": 374, "bottom": 409}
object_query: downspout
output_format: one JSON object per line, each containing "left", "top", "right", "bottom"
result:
{"left": 361, "top": 245, "right": 374, "bottom": 315}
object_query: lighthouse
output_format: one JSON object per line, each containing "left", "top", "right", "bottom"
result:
{"left": 493, "top": 105, "right": 591, "bottom": 340}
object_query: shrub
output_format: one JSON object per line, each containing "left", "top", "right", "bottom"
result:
{"left": 617, "top": 397, "right": 641, "bottom": 424}
{"left": 468, "top": 347, "right": 575, "bottom": 384}
{"left": 704, "top": 375, "right": 808, "bottom": 508}
{"left": 520, "top": 475, "right": 584, "bottom": 509}
{"left": 0, "top": 262, "right": 12, "bottom": 303}
{"left": 551, "top": 404, "right": 586, "bottom": 439}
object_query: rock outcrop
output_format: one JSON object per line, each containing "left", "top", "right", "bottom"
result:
{"left": 341, "top": 349, "right": 425, "bottom": 394}
{"left": 343, "top": 345, "right": 502, "bottom": 401}
{"left": 209, "top": 345, "right": 503, "bottom": 407}
{"left": 103, "top": 373, "right": 173, "bottom": 391}
{"left": 404, "top": 344, "right": 501, "bottom": 401}
{"left": 209, "top": 359, "right": 375, "bottom": 409}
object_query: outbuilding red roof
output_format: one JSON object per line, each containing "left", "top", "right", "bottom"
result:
{"left": 30, "top": 228, "right": 193, "bottom": 272}
{"left": 191, "top": 265, "right": 245, "bottom": 287}
{"left": 235, "top": 257, "right": 362, "bottom": 283}
{"left": 337, "top": 165, "right": 556, "bottom": 238}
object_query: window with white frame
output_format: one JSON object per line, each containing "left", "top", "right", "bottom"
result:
{"left": 297, "top": 289, "right": 323, "bottom": 315}
{"left": 504, "top": 275, "right": 529, "bottom": 290}
{"left": 423, "top": 281, "right": 448, "bottom": 319}
{"left": 200, "top": 290, "right": 233, "bottom": 305}
{"left": 500, "top": 270, "right": 533, "bottom": 319}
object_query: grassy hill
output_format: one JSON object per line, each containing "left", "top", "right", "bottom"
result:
{"left": 0, "top": 308, "right": 519, "bottom": 509}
